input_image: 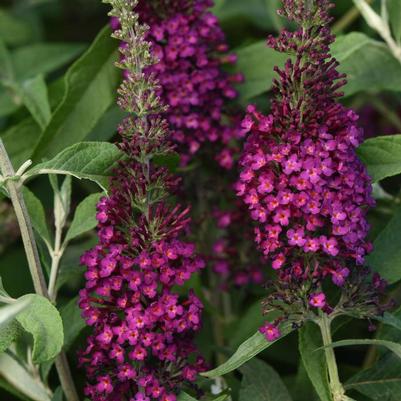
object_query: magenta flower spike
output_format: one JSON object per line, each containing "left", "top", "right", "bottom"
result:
{"left": 135, "top": 0, "right": 243, "bottom": 168}
{"left": 78, "top": 1, "right": 206, "bottom": 400}
{"left": 237, "top": 0, "right": 390, "bottom": 338}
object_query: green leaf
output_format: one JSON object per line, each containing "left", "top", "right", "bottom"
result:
{"left": 87, "top": 104, "right": 126, "bottom": 141}
{"left": 178, "top": 392, "right": 198, "bottom": 401}
{"left": 32, "top": 26, "right": 119, "bottom": 161}
{"left": 51, "top": 387, "right": 63, "bottom": 401}
{"left": 332, "top": 32, "right": 401, "bottom": 97}
{"left": 357, "top": 135, "right": 401, "bottom": 183}
{"left": 0, "top": 352, "right": 51, "bottom": 401}
{"left": 326, "top": 339, "right": 401, "bottom": 360}
{"left": 232, "top": 32, "right": 401, "bottom": 103}
{"left": 0, "top": 39, "right": 14, "bottom": 84}
{"left": 16, "top": 294, "right": 64, "bottom": 363}
{"left": 0, "top": 117, "right": 41, "bottom": 169}
{"left": 265, "top": 0, "right": 284, "bottom": 31}
{"left": 41, "top": 297, "right": 87, "bottom": 380}
{"left": 293, "top": 360, "right": 319, "bottom": 401}
{"left": 366, "top": 206, "right": 401, "bottom": 284}
{"left": 0, "top": 277, "right": 9, "bottom": 297}
{"left": 23, "top": 142, "right": 124, "bottom": 192}
{"left": 60, "top": 297, "right": 86, "bottom": 351}
{"left": 22, "top": 186, "right": 52, "bottom": 248}
{"left": 239, "top": 358, "right": 292, "bottom": 401}
{"left": 0, "top": 321, "right": 20, "bottom": 353}
{"left": 211, "top": 394, "right": 230, "bottom": 401}
{"left": 202, "top": 321, "right": 292, "bottom": 378}
{"left": 233, "top": 40, "right": 287, "bottom": 103}
{"left": 0, "top": 298, "right": 30, "bottom": 329}
{"left": 376, "top": 312, "right": 401, "bottom": 332}
{"left": 0, "top": 375, "right": 31, "bottom": 401}
{"left": 299, "top": 323, "right": 332, "bottom": 401}
{"left": 346, "top": 353, "right": 401, "bottom": 401}
{"left": 0, "top": 9, "right": 33, "bottom": 47}
{"left": 388, "top": 0, "right": 401, "bottom": 44}
{"left": 64, "top": 192, "right": 103, "bottom": 244}
{"left": 11, "top": 43, "right": 86, "bottom": 81}
{"left": 0, "top": 89, "right": 19, "bottom": 117}
{"left": 17, "top": 75, "right": 51, "bottom": 130}
{"left": 56, "top": 238, "right": 96, "bottom": 291}
{"left": 212, "top": 0, "right": 278, "bottom": 30}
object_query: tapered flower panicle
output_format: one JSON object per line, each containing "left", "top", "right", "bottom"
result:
{"left": 237, "top": 0, "right": 389, "bottom": 336}
{"left": 79, "top": 1, "right": 206, "bottom": 400}
{"left": 111, "top": 0, "right": 258, "bottom": 287}
{"left": 136, "top": 0, "right": 243, "bottom": 167}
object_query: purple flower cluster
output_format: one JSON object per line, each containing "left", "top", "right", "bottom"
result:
{"left": 79, "top": 144, "right": 206, "bottom": 401}
{"left": 237, "top": 103, "right": 374, "bottom": 282}
{"left": 236, "top": 0, "right": 387, "bottom": 337}
{"left": 79, "top": 1, "right": 206, "bottom": 399}
{"left": 136, "top": 0, "right": 243, "bottom": 167}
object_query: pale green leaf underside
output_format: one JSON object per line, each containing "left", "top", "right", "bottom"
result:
{"left": 326, "top": 339, "right": 401, "bottom": 360}
{"left": 0, "top": 352, "right": 51, "bottom": 401}
{"left": 16, "top": 294, "right": 64, "bottom": 363}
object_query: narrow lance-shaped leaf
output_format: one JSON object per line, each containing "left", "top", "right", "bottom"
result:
{"left": 202, "top": 321, "right": 293, "bottom": 378}
{"left": 23, "top": 142, "right": 124, "bottom": 192}
{"left": 64, "top": 192, "right": 103, "bottom": 244}
{"left": 0, "top": 118, "right": 41, "bottom": 169}
{"left": 324, "top": 339, "right": 401, "bottom": 360}
{"left": 22, "top": 187, "right": 52, "bottom": 249}
{"left": 177, "top": 392, "right": 198, "bottom": 401}
{"left": 11, "top": 43, "right": 86, "bottom": 81}
{"left": 0, "top": 352, "right": 51, "bottom": 401}
{"left": 17, "top": 75, "right": 51, "bottom": 130}
{"left": 32, "top": 26, "right": 120, "bottom": 161}
{"left": 0, "top": 9, "right": 34, "bottom": 47}
{"left": 299, "top": 323, "right": 332, "bottom": 401}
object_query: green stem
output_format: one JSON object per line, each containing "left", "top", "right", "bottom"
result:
{"left": 318, "top": 314, "right": 346, "bottom": 401}
{"left": 48, "top": 218, "right": 64, "bottom": 301}
{"left": 332, "top": 0, "right": 373, "bottom": 34}
{"left": 0, "top": 139, "right": 79, "bottom": 401}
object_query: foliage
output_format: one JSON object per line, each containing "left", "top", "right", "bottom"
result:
{"left": 0, "top": 1, "right": 401, "bottom": 401}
